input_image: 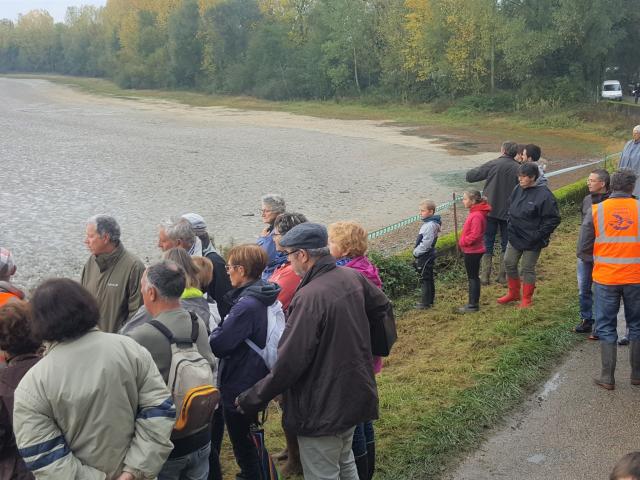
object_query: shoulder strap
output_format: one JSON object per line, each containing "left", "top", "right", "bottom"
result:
{"left": 188, "top": 312, "right": 199, "bottom": 342}
{"left": 149, "top": 320, "right": 174, "bottom": 342}
{"left": 149, "top": 315, "right": 198, "bottom": 345}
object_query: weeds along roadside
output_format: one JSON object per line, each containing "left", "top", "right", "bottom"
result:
{"left": 368, "top": 177, "right": 587, "bottom": 479}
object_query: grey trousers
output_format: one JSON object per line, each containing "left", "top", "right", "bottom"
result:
{"left": 504, "top": 242, "right": 541, "bottom": 284}
{"left": 297, "top": 426, "right": 358, "bottom": 480}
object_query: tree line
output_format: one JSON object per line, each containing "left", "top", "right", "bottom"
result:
{"left": 0, "top": 0, "right": 638, "bottom": 102}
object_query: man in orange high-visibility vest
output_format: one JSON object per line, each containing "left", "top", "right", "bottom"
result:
{"left": 579, "top": 169, "right": 640, "bottom": 390}
{"left": 0, "top": 248, "right": 25, "bottom": 307}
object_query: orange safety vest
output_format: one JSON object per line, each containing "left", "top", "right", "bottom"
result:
{"left": 592, "top": 197, "right": 640, "bottom": 285}
{"left": 0, "top": 292, "right": 18, "bottom": 307}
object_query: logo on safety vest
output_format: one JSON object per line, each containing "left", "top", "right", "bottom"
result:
{"left": 608, "top": 212, "right": 634, "bottom": 231}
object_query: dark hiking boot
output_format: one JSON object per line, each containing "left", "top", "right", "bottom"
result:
{"left": 415, "top": 283, "right": 433, "bottom": 309}
{"left": 594, "top": 342, "right": 617, "bottom": 390}
{"left": 457, "top": 304, "right": 479, "bottom": 313}
{"left": 574, "top": 319, "right": 594, "bottom": 334}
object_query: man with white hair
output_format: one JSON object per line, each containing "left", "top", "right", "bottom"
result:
{"left": 158, "top": 217, "right": 203, "bottom": 256}
{"left": 619, "top": 125, "right": 640, "bottom": 197}
{"left": 81, "top": 215, "right": 145, "bottom": 333}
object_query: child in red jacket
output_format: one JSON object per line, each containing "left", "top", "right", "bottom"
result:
{"left": 458, "top": 190, "right": 492, "bottom": 312}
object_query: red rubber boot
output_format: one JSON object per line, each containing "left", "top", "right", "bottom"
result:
{"left": 497, "top": 277, "right": 521, "bottom": 304}
{"left": 518, "top": 283, "right": 535, "bottom": 308}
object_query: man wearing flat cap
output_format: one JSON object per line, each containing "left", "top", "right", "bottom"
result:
{"left": 236, "top": 223, "right": 395, "bottom": 480}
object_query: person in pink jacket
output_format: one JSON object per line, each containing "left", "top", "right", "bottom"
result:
{"left": 328, "top": 221, "right": 382, "bottom": 480}
{"left": 458, "top": 190, "right": 492, "bottom": 313}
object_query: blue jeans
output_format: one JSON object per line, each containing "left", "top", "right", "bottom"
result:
{"left": 158, "top": 443, "right": 211, "bottom": 480}
{"left": 483, "top": 218, "right": 508, "bottom": 255}
{"left": 594, "top": 283, "right": 640, "bottom": 343}
{"left": 352, "top": 421, "right": 375, "bottom": 459}
{"left": 577, "top": 259, "right": 594, "bottom": 321}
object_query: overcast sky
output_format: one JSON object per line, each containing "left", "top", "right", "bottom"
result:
{"left": 0, "top": 0, "right": 106, "bottom": 22}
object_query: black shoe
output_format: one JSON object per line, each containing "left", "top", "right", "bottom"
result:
{"left": 457, "top": 304, "right": 479, "bottom": 313}
{"left": 574, "top": 319, "right": 594, "bottom": 334}
{"left": 618, "top": 336, "right": 630, "bottom": 346}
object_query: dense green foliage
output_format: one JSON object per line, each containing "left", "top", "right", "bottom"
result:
{"left": 0, "top": 0, "right": 639, "bottom": 101}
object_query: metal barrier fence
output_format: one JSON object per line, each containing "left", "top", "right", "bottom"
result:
{"left": 367, "top": 152, "right": 621, "bottom": 240}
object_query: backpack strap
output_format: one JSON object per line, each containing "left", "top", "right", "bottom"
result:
{"left": 188, "top": 312, "right": 199, "bottom": 342}
{"left": 148, "top": 313, "right": 199, "bottom": 346}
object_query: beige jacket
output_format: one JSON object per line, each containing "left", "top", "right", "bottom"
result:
{"left": 13, "top": 329, "right": 175, "bottom": 480}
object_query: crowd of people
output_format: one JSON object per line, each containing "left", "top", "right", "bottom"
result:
{"left": 1, "top": 127, "right": 640, "bottom": 480}
{"left": 0, "top": 200, "right": 395, "bottom": 480}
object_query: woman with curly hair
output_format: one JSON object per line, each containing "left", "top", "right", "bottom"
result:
{"left": 328, "top": 221, "right": 381, "bottom": 480}
{"left": 0, "top": 299, "right": 40, "bottom": 480}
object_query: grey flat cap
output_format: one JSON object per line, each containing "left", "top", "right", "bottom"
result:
{"left": 280, "top": 223, "right": 328, "bottom": 249}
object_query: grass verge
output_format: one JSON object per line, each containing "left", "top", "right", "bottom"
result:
{"left": 216, "top": 206, "right": 584, "bottom": 479}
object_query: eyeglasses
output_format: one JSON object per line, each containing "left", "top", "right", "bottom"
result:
{"left": 225, "top": 264, "right": 241, "bottom": 272}
{"left": 284, "top": 249, "right": 300, "bottom": 258}
{"left": 259, "top": 209, "right": 272, "bottom": 214}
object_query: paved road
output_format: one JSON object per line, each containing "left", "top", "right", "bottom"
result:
{"left": 0, "top": 77, "right": 493, "bottom": 288}
{"left": 449, "top": 315, "right": 639, "bottom": 480}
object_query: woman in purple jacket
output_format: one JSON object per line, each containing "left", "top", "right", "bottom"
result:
{"left": 209, "top": 245, "right": 280, "bottom": 480}
{"left": 328, "top": 221, "right": 382, "bottom": 480}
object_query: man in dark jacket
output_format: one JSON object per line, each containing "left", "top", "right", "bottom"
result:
{"left": 182, "top": 213, "right": 232, "bottom": 319}
{"left": 466, "top": 141, "right": 520, "bottom": 285}
{"left": 236, "top": 223, "right": 394, "bottom": 480}
{"left": 574, "top": 169, "right": 610, "bottom": 336}
{"left": 497, "top": 163, "right": 561, "bottom": 308}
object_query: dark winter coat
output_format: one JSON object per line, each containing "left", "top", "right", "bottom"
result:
{"left": 0, "top": 354, "right": 39, "bottom": 480}
{"left": 466, "top": 155, "right": 520, "bottom": 221}
{"left": 202, "top": 244, "right": 232, "bottom": 319}
{"left": 576, "top": 191, "right": 609, "bottom": 262}
{"left": 209, "top": 280, "right": 281, "bottom": 410}
{"left": 236, "top": 255, "right": 394, "bottom": 437}
{"left": 507, "top": 184, "right": 561, "bottom": 251}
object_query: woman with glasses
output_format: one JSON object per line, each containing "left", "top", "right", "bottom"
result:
{"left": 209, "top": 245, "right": 281, "bottom": 480}
{"left": 257, "top": 194, "right": 286, "bottom": 280}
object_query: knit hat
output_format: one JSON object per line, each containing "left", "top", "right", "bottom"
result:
{"left": 0, "top": 248, "right": 15, "bottom": 277}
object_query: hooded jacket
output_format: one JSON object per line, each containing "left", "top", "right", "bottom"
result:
{"left": 341, "top": 256, "right": 383, "bottom": 289}
{"left": 413, "top": 215, "right": 442, "bottom": 258}
{"left": 507, "top": 184, "right": 561, "bottom": 251}
{"left": 466, "top": 155, "right": 520, "bottom": 220}
{"left": 80, "top": 243, "right": 145, "bottom": 333}
{"left": 209, "top": 280, "right": 281, "bottom": 409}
{"left": 237, "top": 255, "right": 394, "bottom": 437}
{"left": 459, "top": 202, "right": 492, "bottom": 254}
